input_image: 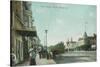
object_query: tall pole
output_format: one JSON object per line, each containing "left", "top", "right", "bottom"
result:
{"left": 45, "top": 30, "right": 48, "bottom": 59}
{"left": 45, "top": 30, "right": 48, "bottom": 51}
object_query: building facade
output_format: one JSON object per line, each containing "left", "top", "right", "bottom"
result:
{"left": 88, "top": 34, "right": 96, "bottom": 50}
{"left": 65, "top": 38, "right": 77, "bottom": 51}
{"left": 65, "top": 32, "right": 96, "bottom": 51}
{"left": 78, "top": 32, "right": 96, "bottom": 50}
{"left": 78, "top": 32, "right": 88, "bottom": 47}
{"left": 10, "top": 1, "right": 37, "bottom": 64}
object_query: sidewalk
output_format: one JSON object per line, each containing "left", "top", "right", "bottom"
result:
{"left": 16, "top": 54, "right": 56, "bottom": 66}
{"left": 36, "top": 54, "right": 56, "bottom": 65}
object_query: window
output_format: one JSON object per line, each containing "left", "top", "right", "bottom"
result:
{"left": 23, "top": 2, "right": 29, "bottom": 10}
{"left": 15, "top": 1, "right": 21, "bottom": 19}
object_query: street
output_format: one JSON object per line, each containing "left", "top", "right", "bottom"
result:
{"left": 53, "top": 51, "right": 96, "bottom": 64}
{"left": 15, "top": 51, "right": 96, "bottom": 66}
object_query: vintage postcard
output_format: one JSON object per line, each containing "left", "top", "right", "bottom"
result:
{"left": 10, "top": 0, "right": 97, "bottom": 66}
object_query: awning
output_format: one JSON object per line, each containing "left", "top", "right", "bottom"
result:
{"left": 16, "top": 27, "right": 37, "bottom": 37}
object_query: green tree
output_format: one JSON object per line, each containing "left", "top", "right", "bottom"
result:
{"left": 50, "top": 42, "right": 65, "bottom": 54}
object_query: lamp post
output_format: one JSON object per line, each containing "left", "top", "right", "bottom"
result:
{"left": 45, "top": 30, "right": 48, "bottom": 50}
{"left": 45, "top": 30, "right": 48, "bottom": 59}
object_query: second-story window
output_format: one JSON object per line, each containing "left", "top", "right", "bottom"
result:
{"left": 23, "top": 2, "right": 29, "bottom": 10}
{"left": 15, "top": 1, "right": 21, "bottom": 19}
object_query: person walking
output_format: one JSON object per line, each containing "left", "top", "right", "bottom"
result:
{"left": 38, "top": 46, "right": 42, "bottom": 59}
{"left": 50, "top": 51, "right": 53, "bottom": 59}
{"left": 10, "top": 52, "right": 16, "bottom": 66}
{"left": 29, "top": 45, "right": 36, "bottom": 65}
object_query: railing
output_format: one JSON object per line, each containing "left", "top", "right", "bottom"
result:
{"left": 24, "top": 26, "right": 36, "bottom": 31}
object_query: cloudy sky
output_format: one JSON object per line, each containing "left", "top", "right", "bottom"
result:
{"left": 32, "top": 2, "right": 96, "bottom": 46}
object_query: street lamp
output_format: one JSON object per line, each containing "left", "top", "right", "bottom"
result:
{"left": 45, "top": 30, "right": 48, "bottom": 50}
{"left": 45, "top": 30, "right": 48, "bottom": 59}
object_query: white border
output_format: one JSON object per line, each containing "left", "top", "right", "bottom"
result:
{"left": 0, "top": 0, "right": 10, "bottom": 67}
{"left": 0, "top": 0, "right": 100, "bottom": 67}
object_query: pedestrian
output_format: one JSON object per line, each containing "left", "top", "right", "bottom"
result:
{"left": 38, "top": 46, "right": 42, "bottom": 59}
{"left": 52, "top": 51, "right": 56, "bottom": 59}
{"left": 10, "top": 53, "right": 16, "bottom": 66}
{"left": 50, "top": 51, "right": 53, "bottom": 59}
{"left": 39, "top": 51, "right": 41, "bottom": 59}
{"left": 29, "top": 45, "right": 36, "bottom": 65}
{"left": 47, "top": 50, "right": 50, "bottom": 59}
{"left": 10, "top": 49, "right": 16, "bottom": 66}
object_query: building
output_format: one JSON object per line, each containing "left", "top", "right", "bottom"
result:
{"left": 78, "top": 32, "right": 96, "bottom": 50}
{"left": 65, "top": 38, "right": 77, "bottom": 51}
{"left": 88, "top": 33, "right": 96, "bottom": 50}
{"left": 78, "top": 32, "right": 88, "bottom": 47}
{"left": 10, "top": 1, "right": 37, "bottom": 64}
{"left": 65, "top": 32, "right": 96, "bottom": 51}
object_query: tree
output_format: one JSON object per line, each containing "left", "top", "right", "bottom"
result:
{"left": 50, "top": 42, "right": 65, "bottom": 54}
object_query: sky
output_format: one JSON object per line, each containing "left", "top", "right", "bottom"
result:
{"left": 32, "top": 2, "right": 96, "bottom": 46}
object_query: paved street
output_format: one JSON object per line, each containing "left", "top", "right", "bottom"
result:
{"left": 15, "top": 51, "right": 96, "bottom": 66}
{"left": 53, "top": 51, "right": 96, "bottom": 64}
